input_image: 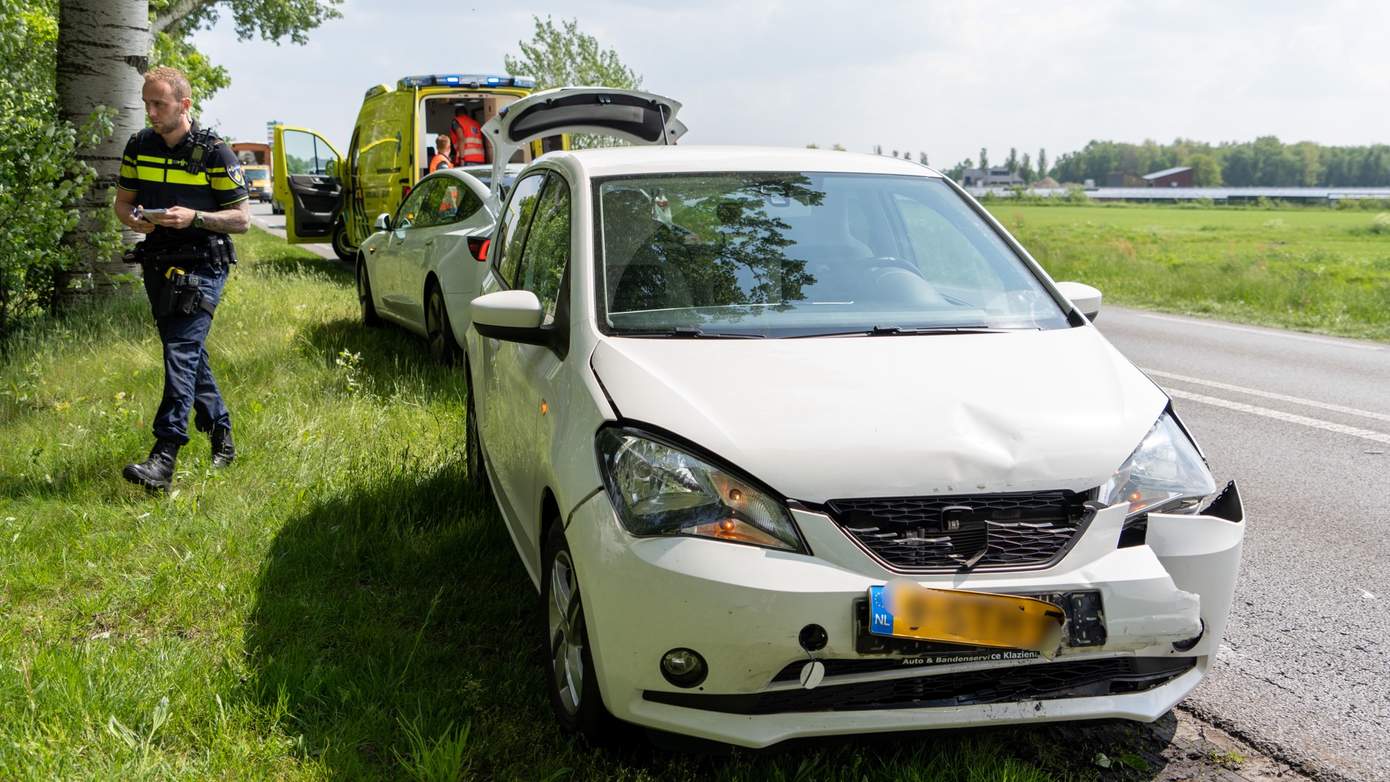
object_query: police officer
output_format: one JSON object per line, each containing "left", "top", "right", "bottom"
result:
{"left": 113, "top": 66, "right": 250, "bottom": 491}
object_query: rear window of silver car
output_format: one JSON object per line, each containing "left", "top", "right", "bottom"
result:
{"left": 594, "top": 173, "right": 1069, "bottom": 337}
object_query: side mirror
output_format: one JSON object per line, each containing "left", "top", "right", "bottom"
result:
{"left": 324, "top": 159, "right": 338, "bottom": 179}
{"left": 374, "top": 213, "right": 392, "bottom": 232}
{"left": 471, "top": 290, "right": 559, "bottom": 351}
{"left": 1055, "top": 281, "right": 1102, "bottom": 322}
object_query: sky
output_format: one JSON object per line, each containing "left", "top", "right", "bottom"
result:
{"left": 193, "top": 0, "right": 1390, "bottom": 170}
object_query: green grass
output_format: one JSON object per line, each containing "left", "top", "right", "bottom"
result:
{"left": 985, "top": 203, "right": 1390, "bottom": 341}
{"left": 0, "top": 229, "right": 1141, "bottom": 780}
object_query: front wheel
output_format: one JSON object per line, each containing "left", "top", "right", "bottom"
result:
{"left": 357, "top": 255, "right": 382, "bottom": 327}
{"left": 331, "top": 221, "right": 356, "bottom": 262}
{"left": 542, "top": 522, "right": 615, "bottom": 741}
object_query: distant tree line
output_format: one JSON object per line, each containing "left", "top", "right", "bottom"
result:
{"left": 1050, "top": 137, "right": 1390, "bottom": 187}
{"left": 872, "top": 137, "right": 1390, "bottom": 189}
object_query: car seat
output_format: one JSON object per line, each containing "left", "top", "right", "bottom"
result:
{"left": 602, "top": 191, "right": 692, "bottom": 313}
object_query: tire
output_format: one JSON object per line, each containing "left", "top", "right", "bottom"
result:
{"left": 464, "top": 371, "right": 491, "bottom": 500}
{"left": 542, "top": 521, "right": 615, "bottom": 742}
{"left": 331, "top": 221, "right": 356, "bottom": 262}
{"left": 425, "top": 284, "right": 461, "bottom": 365}
{"left": 357, "top": 255, "right": 382, "bottom": 327}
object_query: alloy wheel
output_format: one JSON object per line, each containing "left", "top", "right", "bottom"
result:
{"left": 427, "top": 291, "right": 446, "bottom": 359}
{"left": 548, "top": 550, "right": 585, "bottom": 717}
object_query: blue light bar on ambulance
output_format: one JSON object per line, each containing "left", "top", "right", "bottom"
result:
{"left": 396, "top": 74, "right": 536, "bottom": 89}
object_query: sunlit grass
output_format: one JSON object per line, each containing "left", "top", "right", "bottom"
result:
{"left": 987, "top": 203, "right": 1390, "bottom": 341}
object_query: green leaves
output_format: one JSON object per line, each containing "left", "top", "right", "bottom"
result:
{"left": 503, "top": 16, "right": 644, "bottom": 151}
{"left": 0, "top": 0, "right": 104, "bottom": 336}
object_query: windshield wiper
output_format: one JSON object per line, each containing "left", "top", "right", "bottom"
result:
{"left": 792, "top": 325, "right": 1034, "bottom": 338}
{"left": 621, "top": 327, "right": 766, "bottom": 339}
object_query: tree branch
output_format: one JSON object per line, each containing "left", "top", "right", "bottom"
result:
{"left": 152, "top": 0, "right": 215, "bottom": 36}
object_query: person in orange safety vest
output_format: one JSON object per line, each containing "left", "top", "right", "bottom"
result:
{"left": 450, "top": 111, "right": 485, "bottom": 164}
{"left": 428, "top": 135, "right": 452, "bottom": 173}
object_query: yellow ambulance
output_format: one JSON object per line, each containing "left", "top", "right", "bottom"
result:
{"left": 273, "top": 73, "right": 563, "bottom": 260}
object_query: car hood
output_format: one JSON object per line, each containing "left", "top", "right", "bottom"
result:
{"left": 590, "top": 327, "right": 1167, "bottom": 503}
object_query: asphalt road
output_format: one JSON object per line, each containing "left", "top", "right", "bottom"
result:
{"left": 245, "top": 204, "right": 1384, "bottom": 779}
{"left": 1098, "top": 307, "right": 1390, "bottom": 782}
{"left": 248, "top": 201, "right": 337, "bottom": 259}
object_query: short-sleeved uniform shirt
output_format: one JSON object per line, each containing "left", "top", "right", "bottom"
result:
{"left": 117, "top": 121, "right": 249, "bottom": 248}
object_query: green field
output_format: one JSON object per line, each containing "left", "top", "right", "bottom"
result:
{"left": 985, "top": 203, "right": 1390, "bottom": 341}
{"left": 1, "top": 229, "right": 1201, "bottom": 780}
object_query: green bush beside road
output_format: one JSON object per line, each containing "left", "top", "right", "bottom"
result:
{"left": 988, "top": 203, "right": 1390, "bottom": 341}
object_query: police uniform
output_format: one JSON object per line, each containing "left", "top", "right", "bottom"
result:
{"left": 117, "top": 120, "right": 248, "bottom": 471}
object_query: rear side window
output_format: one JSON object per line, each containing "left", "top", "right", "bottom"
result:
{"left": 493, "top": 173, "right": 546, "bottom": 286}
{"left": 513, "top": 174, "right": 571, "bottom": 323}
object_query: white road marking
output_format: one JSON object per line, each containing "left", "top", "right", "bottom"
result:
{"left": 1144, "top": 368, "right": 1390, "bottom": 424}
{"left": 1166, "top": 388, "right": 1390, "bottom": 445}
{"left": 1133, "top": 312, "right": 1385, "bottom": 351}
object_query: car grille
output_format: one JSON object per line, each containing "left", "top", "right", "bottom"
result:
{"left": 825, "top": 490, "right": 1092, "bottom": 572}
{"left": 644, "top": 656, "right": 1196, "bottom": 715}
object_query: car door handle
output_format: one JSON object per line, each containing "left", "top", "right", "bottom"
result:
{"left": 424, "top": 239, "right": 435, "bottom": 248}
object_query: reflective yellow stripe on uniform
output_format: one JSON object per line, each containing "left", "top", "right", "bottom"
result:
{"left": 120, "top": 163, "right": 138, "bottom": 178}
{"left": 137, "top": 154, "right": 173, "bottom": 164}
{"left": 165, "top": 169, "right": 210, "bottom": 186}
{"left": 209, "top": 175, "right": 241, "bottom": 191}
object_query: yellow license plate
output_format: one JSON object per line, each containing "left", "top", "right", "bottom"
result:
{"left": 868, "top": 583, "right": 1065, "bottom": 651}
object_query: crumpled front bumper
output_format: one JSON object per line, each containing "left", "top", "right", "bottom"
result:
{"left": 565, "top": 483, "right": 1245, "bottom": 748}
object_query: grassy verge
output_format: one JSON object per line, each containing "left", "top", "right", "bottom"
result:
{"left": 985, "top": 203, "right": 1390, "bottom": 341}
{"left": 3, "top": 229, "right": 1176, "bottom": 780}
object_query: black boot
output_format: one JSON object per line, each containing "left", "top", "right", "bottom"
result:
{"left": 211, "top": 426, "right": 235, "bottom": 468}
{"left": 122, "top": 440, "right": 180, "bottom": 491}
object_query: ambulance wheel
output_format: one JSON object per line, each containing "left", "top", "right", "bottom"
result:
{"left": 332, "top": 221, "right": 356, "bottom": 262}
{"left": 357, "top": 255, "right": 382, "bottom": 327}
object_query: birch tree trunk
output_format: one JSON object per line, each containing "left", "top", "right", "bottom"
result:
{"left": 55, "top": 0, "right": 149, "bottom": 306}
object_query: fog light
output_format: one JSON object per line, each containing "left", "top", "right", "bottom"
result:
{"left": 660, "top": 648, "right": 707, "bottom": 688}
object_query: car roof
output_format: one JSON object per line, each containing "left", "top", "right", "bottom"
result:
{"left": 544, "top": 145, "right": 944, "bottom": 179}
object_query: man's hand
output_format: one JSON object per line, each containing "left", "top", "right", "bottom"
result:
{"left": 128, "top": 212, "right": 156, "bottom": 234}
{"left": 146, "top": 206, "right": 196, "bottom": 229}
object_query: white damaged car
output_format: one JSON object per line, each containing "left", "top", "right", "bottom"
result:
{"left": 463, "top": 88, "right": 1245, "bottom": 746}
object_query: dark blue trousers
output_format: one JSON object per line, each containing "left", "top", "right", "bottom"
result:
{"left": 143, "top": 264, "right": 231, "bottom": 445}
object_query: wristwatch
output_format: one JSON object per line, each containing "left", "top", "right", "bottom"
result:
{"left": 192, "top": 211, "right": 205, "bottom": 229}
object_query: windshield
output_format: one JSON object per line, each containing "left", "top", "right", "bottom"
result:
{"left": 595, "top": 173, "right": 1069, "bottom": 337}
{"left": 244, "top": 168, "right": 269, "bottom": 182}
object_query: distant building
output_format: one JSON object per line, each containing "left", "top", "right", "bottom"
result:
{"left": 959, "top": 166, "right": 1024, "bottom": 187}
{"left": 1033, "top": 176, "right": 1062, "bottom": 189}
{"left": 1142, "top": 166, "right": 1194, "bottom": 188}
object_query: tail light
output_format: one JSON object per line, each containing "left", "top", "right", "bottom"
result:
{"left": 401, "top": 184, "right": 411, "bottom": 200}
{"left": 467, "top": 236, "right": 490, "bottom": 262}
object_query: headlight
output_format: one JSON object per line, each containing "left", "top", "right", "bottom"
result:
{"left": 596, "top": 428, "right": 806, "bottom": 553}
{"left": 1098, "top": 411, "right": 1216, "bottom": 517}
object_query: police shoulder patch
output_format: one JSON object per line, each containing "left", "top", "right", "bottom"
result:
{"left": 227, "top": 164, "right": 246, "bottom": 188}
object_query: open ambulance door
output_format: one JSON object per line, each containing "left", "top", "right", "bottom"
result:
{"left": 272, "top": 125, "right": 345, "bottom": 243}
{"left": 480, "top": 87, "right": 685, "bottom": 208}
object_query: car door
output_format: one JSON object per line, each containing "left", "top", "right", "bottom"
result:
{"left": 393, "top": 177, "right": 452, "bottom": 331}
{"left": 497, "top": 171, "right": 572, "bottom": 545}
{"left": 378, "top": 179, "right": 437, "bottom": 320}
{"left": 472, "top": 172, "right": 548, "bottom": 541}
{"left": 272, "top": 125, "right": 343, "bottom": 243}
